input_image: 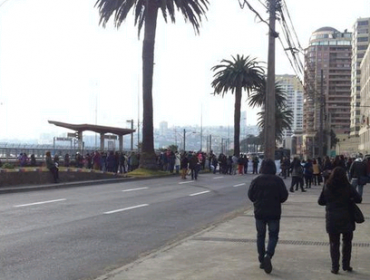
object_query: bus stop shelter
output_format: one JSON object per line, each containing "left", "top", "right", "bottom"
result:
{"left": 48, "top": 120, "right": 136, "bottom": 152}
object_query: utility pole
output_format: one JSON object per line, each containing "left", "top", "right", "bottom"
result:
{"left": 264, "top": 0, "right": 279, "bottom": 161}
{"left": 319, "top": 69, "right": 324, "bottom": 159}
{"left": 183, "top": 129, "right": 186, "bottom": 151}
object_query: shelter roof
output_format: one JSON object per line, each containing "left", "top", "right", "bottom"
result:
{"left": 48, "top": 120, "right": 135, "bottom": 136}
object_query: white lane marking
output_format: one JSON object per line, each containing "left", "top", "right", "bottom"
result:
{"left": 122, "top": 187, "right": 148, "bottom": 192}
{"left": 179, "top": 181, "right": 195, "bottom": 184}
{"left": 14, "top": 199, "right": 66, "bottom": 208}
{"left": 189, "top": 191, "right": 211, "bottom": 197}
{"left": 233, "top": 183, "right": 246, "bottom": 187}
{"left": 213, "top": 176, "right": 224, "bottom": 179}
{"left": 104, "top": 204, "right": 149, "bottom": 215}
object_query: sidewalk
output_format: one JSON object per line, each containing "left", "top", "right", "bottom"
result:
{"left": 95, "top": 184, "right": 370, "bottom": 280}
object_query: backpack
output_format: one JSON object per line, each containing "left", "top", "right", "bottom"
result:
{"left": 295, "top": 165, "right": 303, "bottom": 176}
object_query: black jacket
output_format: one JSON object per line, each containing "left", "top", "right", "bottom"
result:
{"left": 349, "top": 160, "right": 367, "bottom": 179}
{"left": 248, "top": 174, "right": 289, "bottom": 220}
{"left": 318, "top": 183, "right": 362, "bottom": 234}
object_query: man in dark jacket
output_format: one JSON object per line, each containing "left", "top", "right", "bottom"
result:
{"left": 248, "top": 159, "right": 289, "bottom": 274}
{"left": 349, "top": 158, "right": 367, "bottom": 198}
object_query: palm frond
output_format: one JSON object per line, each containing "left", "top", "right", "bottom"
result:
{"left": 211, "top": 55, "right": 265, "bottom": 97}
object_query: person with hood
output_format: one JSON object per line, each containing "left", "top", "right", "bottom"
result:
{"left": 248, "top": 159, "right": 289, "bottom": 274}
{"left": 318, "top": 166, "right": 362, "bottom": 274}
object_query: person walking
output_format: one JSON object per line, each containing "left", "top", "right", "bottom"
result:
{"left": 318, "top": 167, "right": 362, "bottom": 274}
{"left": 189, "top": 152, "right": 200, "bottom": 180}
{"left": 303, "top": 158, "right": 313, "bottom": 188}
{"left": 175, "top": 151, "right": 181, "bottom": 175}
{"left": 349, "top": 157, "right": 368, "bottom": 198}
{"left": 248, "top": 159, "right": 289, "bottom": 274}
{"left": 312, "top": 158, "right": 321, "bottom": 186}
{"left": 180, "top": 152, "right": 189, "bottom": 179}
{"left": 45, "top": 151, "right": 59, "bottom": 183}
{"left": 252, "top": 156, "right": 259, "bottom": 174}
{"left": 289, "top": 157, "right": 306, "bottom": 192}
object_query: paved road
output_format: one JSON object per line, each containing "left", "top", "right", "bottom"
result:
{"left": 0, "top": 173, "right": 259, "bottom": 280}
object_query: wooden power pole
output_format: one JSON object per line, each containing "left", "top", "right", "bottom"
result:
{"left": 264, "top": 0, "right": 279, "bottom": 161}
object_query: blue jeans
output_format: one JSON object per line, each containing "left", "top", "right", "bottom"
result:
{"left": 351, "top": 178, "right": 364, "bottom": 197}
{"left": 255, "top": 219, "right": 280, "bottom": 263}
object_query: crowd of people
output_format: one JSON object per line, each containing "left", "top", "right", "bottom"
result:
{"left": 279, "top": 154, "right": 369, "bottom": 198}
{"left": 248, "top": 154, "right": 366, "bottom": 275}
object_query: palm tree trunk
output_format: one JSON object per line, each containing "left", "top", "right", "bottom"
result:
{"left": 234, "top": 87, "right": 242, "bottom": 156}
{"left": 140, "top": 1, "right": 158, "bottom": 169}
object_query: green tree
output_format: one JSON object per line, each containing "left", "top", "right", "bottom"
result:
{"left": 95, "top": 0, "right": 209, "bottom": 169}
{"left": 211, "top": 55, "right": 265, "bottom": 156}
{"left": 249, "top": 81, "right": 293, "bottom": 143}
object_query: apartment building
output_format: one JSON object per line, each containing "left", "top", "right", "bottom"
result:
{"left": 303, "top": 27, "right": 352, "bottom": 158}
{"left": 350, "top": 18, "right": 370, "bottom": 139}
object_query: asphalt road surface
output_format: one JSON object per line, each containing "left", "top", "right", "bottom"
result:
{"left": 0, "top": 173, "right": 259, "bottom": 280}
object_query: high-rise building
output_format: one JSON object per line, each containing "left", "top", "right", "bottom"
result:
{"left": 350, "top": 18, "right": 370, "bottom": 139}
{"left": 159, "top": 121, "right": 168, "bottom": 135}
{"left": 276, "top": 74, "right": 304, "bottom": 136}
{"left": 276, "top": 75, "right": 303, "bottom": 153}
{"left": 303, "top": 27, "right": 352, "bottom": 158}
{"left": 359, "top": 36, "right": 370, "bottom": 153}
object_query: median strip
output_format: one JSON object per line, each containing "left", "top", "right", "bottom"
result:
{"left": 14, "top": 198, "right": 66, "bottom": 208}
{"left": 189, "top": 191, "right": 210, "bottom": 197}
{"left": 103, "top": 204, "right": 149, "bottom": 214}
{"left": 122, "top": 187, "right": 148, "bottom": 192}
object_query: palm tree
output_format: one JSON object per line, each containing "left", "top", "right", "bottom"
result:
{"left": 249, "top": 80, "right": 293, "bottom": 143}
{"left": 248, "top": 80, "right": 287, "bottom": 108}
{"left": 211, "top": 55, "right": 265, "bottom": 156}
{"left": 95, "top": 0, "right": 209, "bottom": 169}
{"left": 256, "top": 107, "right": 293, "bottom": 142}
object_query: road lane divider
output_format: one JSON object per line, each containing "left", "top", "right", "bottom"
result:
{"left": 103, "top": 204, "right": 149, "bottom": 215}
{"left": 14, "top": 198, "right": 66, "bottom": 208}
{"left": 233, "top": 183, "right": 246, "bottom": 187}
{"left": 189, "top": 191, "right": 210, "bottom": 197}
{"left": 122, "top": 187, "right": 149, "bottom": 192}
{"left": 213, "top": 176, "right": 224, "bottom": 179}
{"left": 178, "top": 181, "right": 195, "bottom": 184}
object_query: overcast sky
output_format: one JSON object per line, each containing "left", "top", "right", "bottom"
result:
{"left": 0, "top": 0, "right": 369, "bottom": 140}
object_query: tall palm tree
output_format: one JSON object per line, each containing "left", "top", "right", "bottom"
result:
{"left": 211, "top": 55, "right": 265, "bottom": 156}
{"left": 95, "top": 0, "right": 209, "bottom": 169}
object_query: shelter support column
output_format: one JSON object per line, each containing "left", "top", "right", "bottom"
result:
{"left": 100, "top": 133, "right": 105, "bottom": 151}
{"left": 77, "top": 131, "right": 83, "bottom": 151}
{"left": 119, "top": 135, "right": 123, "bottom": 152}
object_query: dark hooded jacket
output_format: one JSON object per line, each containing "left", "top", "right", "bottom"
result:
{"left": 248, "top": 174, "right": 288, "bottom": 220}
{"left": 318, "top": 183, "right": 362, "bottom": 234}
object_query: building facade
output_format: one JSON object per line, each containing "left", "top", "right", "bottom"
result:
{"left": 276, "top": 75, "right": 304, "bottom": 154}
{"left": 359, "top": 39, "right": 370, "bottom": 153}
{"left": 350, "top": 18, "right": 370, "bottom": 139}
{"left": 303, "top": 27, "right": 352, "bottom": 158}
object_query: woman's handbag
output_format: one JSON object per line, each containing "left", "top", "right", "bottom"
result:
{"left": 351, "top": 202, "right": 365, "bottom": 224}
